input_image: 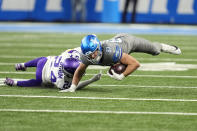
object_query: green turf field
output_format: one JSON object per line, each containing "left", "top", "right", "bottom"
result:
{"left": 0, "top": 32, "right": 197, "bottom": 131}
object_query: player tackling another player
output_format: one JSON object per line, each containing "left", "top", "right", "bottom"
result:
{"left": 4, "top": 48, "right": 101, "bottom": 91}
{"left": 60, "top": 33, "right": 181, "bottom": 92}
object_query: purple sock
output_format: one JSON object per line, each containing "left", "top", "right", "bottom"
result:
{"left": 17, "top": 79, "right": 42, "bottom": 87}
{"left": 17, "top": 57, "right": 47, "bottom": 87}
{"left": 24, "top": 57, "right": 46, "bottom": 67}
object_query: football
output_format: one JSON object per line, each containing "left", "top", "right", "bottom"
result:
{"left": 108, "top": 63, "right": 127, "bottom": 75}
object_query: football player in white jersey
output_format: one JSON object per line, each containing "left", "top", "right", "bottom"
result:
{"left": 61, "top": 33, "right": 181, "bottom": 92}
{"left": 4, "top": 47, "right": 101, "bottom": 91}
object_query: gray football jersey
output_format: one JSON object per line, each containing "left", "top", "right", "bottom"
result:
{"left": 80, "top": 33, "right": 161, "bottom": 66}
{"left": 80, "top": 41, "right": 122, "bottom": 66}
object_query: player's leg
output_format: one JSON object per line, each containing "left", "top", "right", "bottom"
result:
{"left": 5, "top": 57, "right": 47, "bottom": 87}
{"left": 127, "top": 35, "right": 181, "bottom": 55}
{"left": 15, "top": 57, "right": 46, "bottom": 71}
{"left": 131, "top": 36, "right": 162, "bottom": 55}
{"left": 16, "top": 79, "right": 42, "bottom": 87}
{"left": 4, "top": 78, "right": 42, "bottom": 87}
{"left": 16, "top": 57, "right": 47, "bottom": 86}
{"left": 114, "top": 34, "right": 161, "bottom": 55}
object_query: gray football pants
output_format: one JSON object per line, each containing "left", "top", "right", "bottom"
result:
{"left": 115, "top": 34, "right": 162, "bottom": 56}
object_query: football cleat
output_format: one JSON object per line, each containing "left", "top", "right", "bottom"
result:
{"left": 4, "top": 77, "right": 15, "bottom": 86}
{"left": 161, "top": 44, "right": 181, "bottom": 55}
{"left": 15, "top": 63, "right": 26, "bottom": 71}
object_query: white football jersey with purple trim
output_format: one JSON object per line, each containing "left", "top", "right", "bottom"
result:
{"left": 42, "top": 47, "right": 81, "bottom": 89}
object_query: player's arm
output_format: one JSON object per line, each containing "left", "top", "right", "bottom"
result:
{"left": 107, "top": 53, "right": 140, "bottom": 81}
{"left": 72, "top": 63, "right": 87, "bottom": 86}
{"left": 76, "top": 73, "right": 101, "bottom": 90}
{"left": 120, "top": 53, "right": 140, "bottom": 77}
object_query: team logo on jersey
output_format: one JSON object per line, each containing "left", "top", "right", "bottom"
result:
{"left": 113, "top": 45, "right": 122, "bottom": 63}
{"left": 68, "top": 50, "right": 80, "bottom": 60}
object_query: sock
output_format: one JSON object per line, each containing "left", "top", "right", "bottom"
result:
{"left": 16, "top": 79, "right": 42, "bottom": 87}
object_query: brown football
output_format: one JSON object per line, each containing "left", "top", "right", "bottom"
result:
{"left": 109, "top": 63, "right": 127, "bottom": 75}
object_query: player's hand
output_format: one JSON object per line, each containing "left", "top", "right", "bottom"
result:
{"left": 107, "top": 69, "right": 125, "bottom": 81}
{"left": 59, "top": 84, "right": 77, "bottom": 93}
{"left": 59, "top": 88, "right": 75, "bottom": 92}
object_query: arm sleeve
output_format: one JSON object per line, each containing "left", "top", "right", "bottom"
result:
{"left": 80, "top": 53, "right": 92, "bottom": 65}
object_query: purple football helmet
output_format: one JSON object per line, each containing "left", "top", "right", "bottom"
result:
{"left": 62, "top": 58, "right": 80, "bottom": 75}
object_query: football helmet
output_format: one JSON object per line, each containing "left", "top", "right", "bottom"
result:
{"left": 62, "top": 58, "right": 80, "bottom": 75}
{"left": 81, "top": 34, "right": 102, "bottom": 64}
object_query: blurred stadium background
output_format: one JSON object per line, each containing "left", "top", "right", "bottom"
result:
{"left": 0, "top": 0, "right": 197, "bottom": 24}
{"left": 0, "top": 0, "right": 197, "bottom": 131}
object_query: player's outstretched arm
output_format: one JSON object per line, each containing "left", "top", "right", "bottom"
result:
{"left": 120, "top": 53, "right": 140, "bottom": 77}
{"left": 76, "top": 73, "right": 102, "bottom": 90}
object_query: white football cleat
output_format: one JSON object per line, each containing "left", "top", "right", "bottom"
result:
{"left": 161, "top": 44, "right": 181, "bottom": 55}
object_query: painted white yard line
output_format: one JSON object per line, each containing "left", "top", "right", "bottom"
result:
{"left": 131, "top": 75, "right": 197, "bottom": 78}
{"left": 0, "top": 55, "right": 37, "bottom": 58}
{"left": 0, "top": 72, "right": 197, "bottom": 79}
{"left": 2, "top": 62, "right": 197, "bottom": 71}
{"left": 0, "top": 94, "right": 197, "bottom": 102}
{"left": 1, "top": 82, "right": 196, "bottom": 89}
{"left": 2, "top": 44, "right": 197, "bottom": 50}
{"left": 0, "top": 43, "right": 71, "bottom": 48}
{"left": 1, "top": 55, "right": 197, "bottom": 62}
{"left": 0, "top": 72, "right": 35, "bottom": 74}
{"left": 90, "top": 84, "right": 197, "bottom": 89}
{"left": 0, "top": 63, "right": 16, "bottom": 65}
{"left": 4, "top": 79, "right": 190, "bottom": 89}
{"left": 137, "top": 58, "right": 197, "bottom": 62}
{"left": 0, "top": 109, "right": 196, "bottom": 116}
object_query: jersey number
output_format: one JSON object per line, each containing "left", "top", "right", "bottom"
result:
{"left": 109, "top": 38, "right": 122, "bottom": 43}
{"left": 51, "top": 71, "right": 56, "bottom": 82}
{"left": 50, "top": 56, "right": 62, "bottom": 83}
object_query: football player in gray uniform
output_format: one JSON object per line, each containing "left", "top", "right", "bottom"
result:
{"left": 60, "top": 33, "right": 181, "bottom": 92}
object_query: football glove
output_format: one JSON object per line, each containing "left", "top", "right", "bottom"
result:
{"left": 107, "top": 69, "right": 125, "bottom": 81}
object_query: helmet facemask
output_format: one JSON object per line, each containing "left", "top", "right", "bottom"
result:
{"left": 86, "top": 43, "right": 102, "bottom": 64}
